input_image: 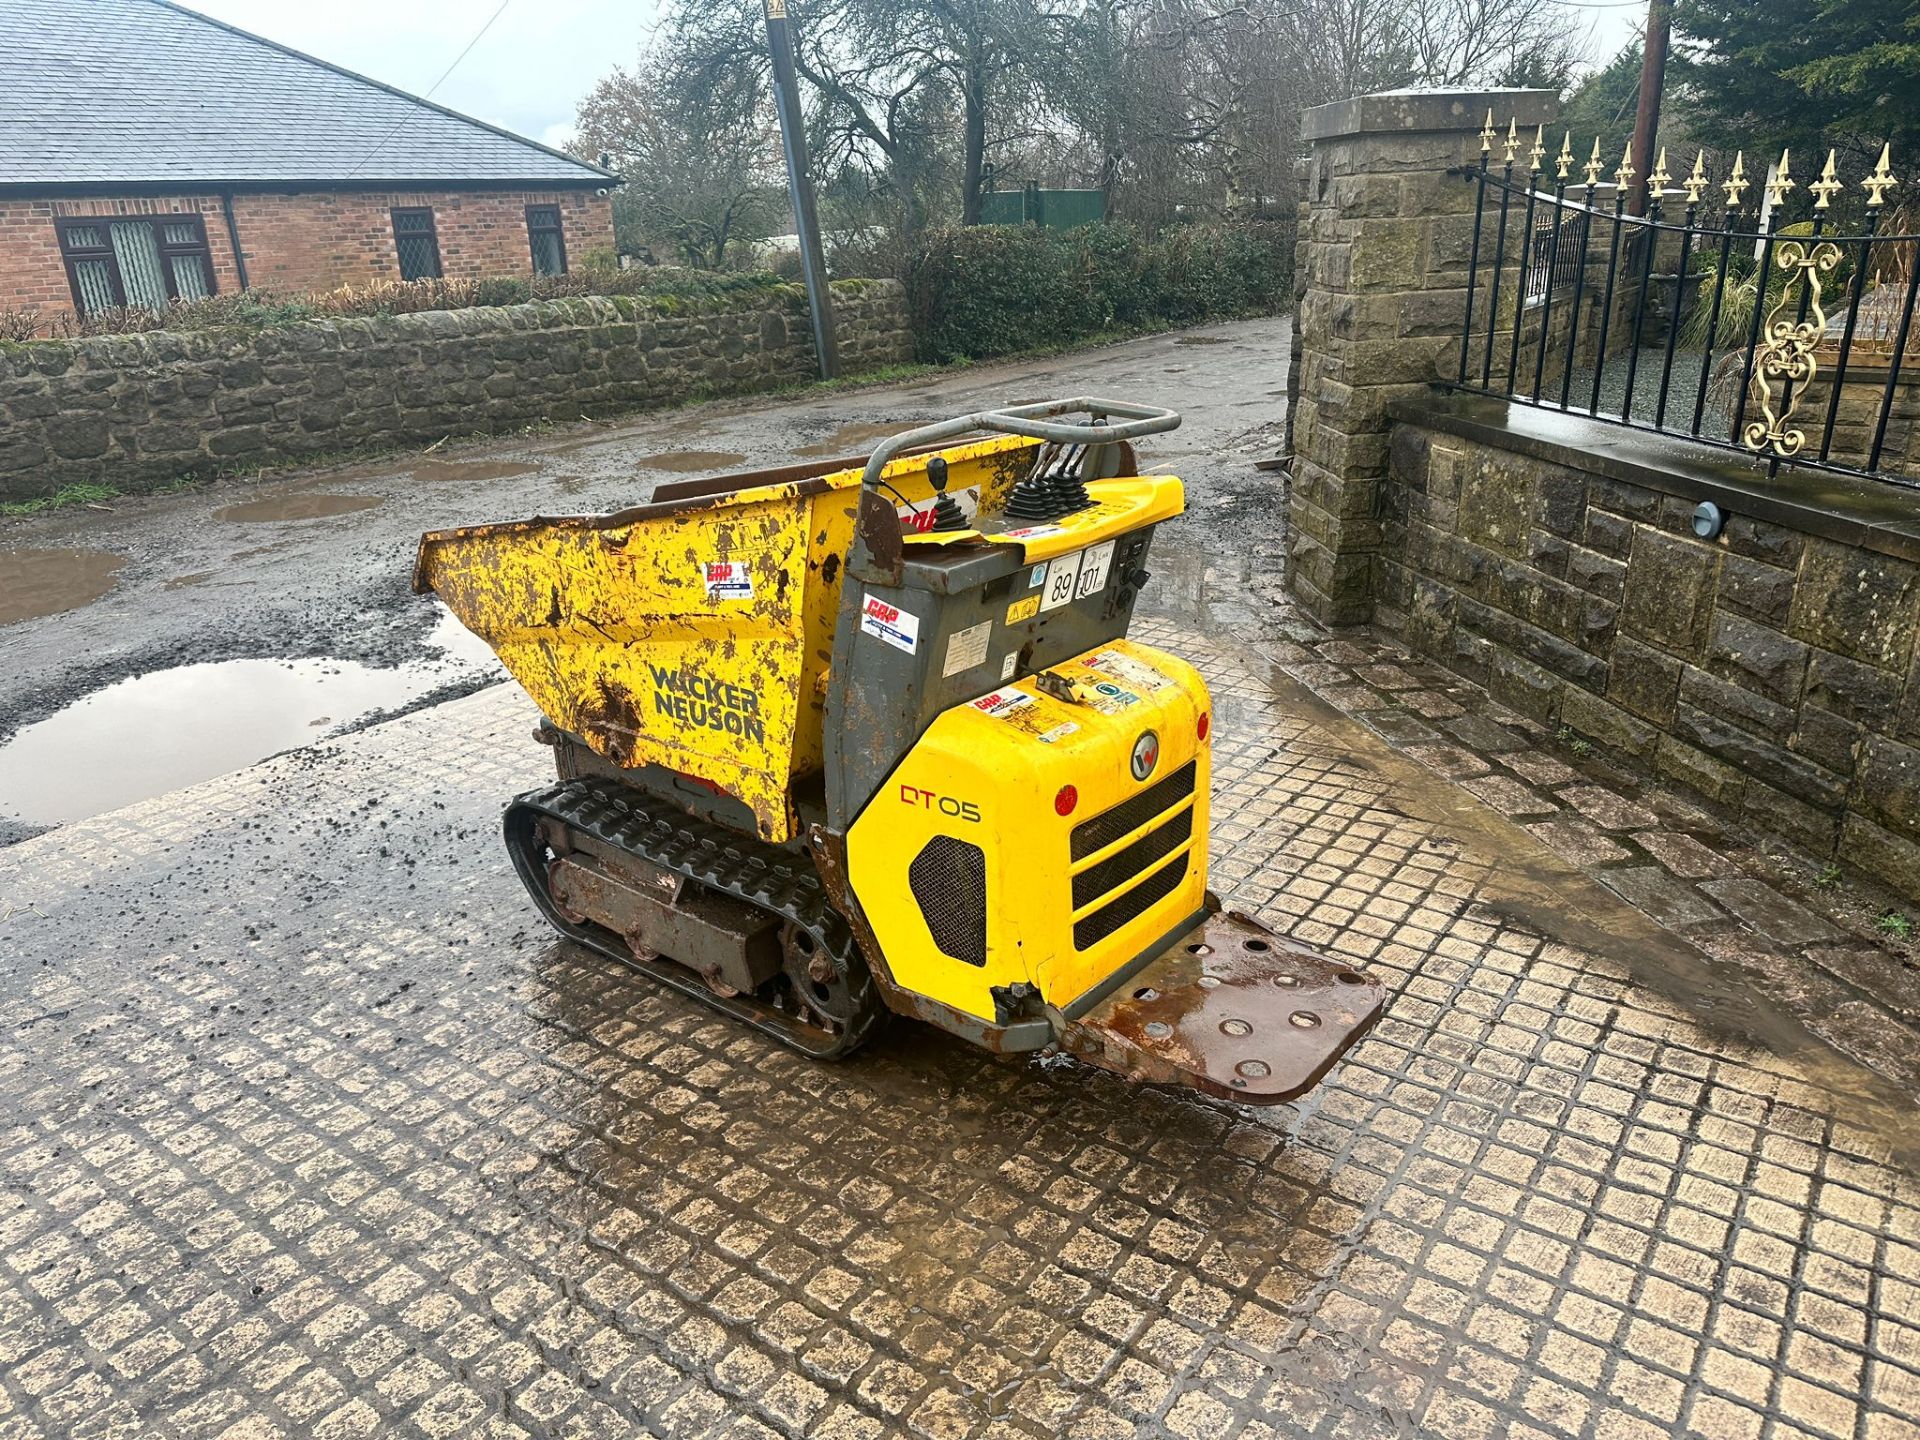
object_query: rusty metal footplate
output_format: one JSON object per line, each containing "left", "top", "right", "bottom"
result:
{"left": 1059, "top": 909, "right": 1386, "bottom": 1103}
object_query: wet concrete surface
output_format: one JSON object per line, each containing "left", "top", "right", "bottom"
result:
{"left": 3, "top": 615, "right": 1916, "bottom": 1439}
{"left": 4, "top": 316, "right": 1920, "bottom": 1436}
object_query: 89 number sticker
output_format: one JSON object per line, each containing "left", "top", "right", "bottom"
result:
{"left": 1039, "top": 558, "right": 1079, "bottom": 612}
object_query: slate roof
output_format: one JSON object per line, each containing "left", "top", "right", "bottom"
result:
{"left": 0, "top": 0, "right": 614, "bottom": 191}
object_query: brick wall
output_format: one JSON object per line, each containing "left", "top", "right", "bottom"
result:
{"left": 0, "top": 279, "right": 912, "bottom": 502}
{"left": 0, "top": 189, "right": 615, "bottom": 315}
{"left": 1380, "top": 402, "right": 1920, "bottom": 896}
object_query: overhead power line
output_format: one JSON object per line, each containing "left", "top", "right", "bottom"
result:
{"left": 346, "top": 0, "right": 514, "bottom": 179}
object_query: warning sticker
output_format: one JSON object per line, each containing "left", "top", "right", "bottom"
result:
{"left": 1074, "top": 540, "right": 1117, "bottom": 599}
{"left": 942, "top": 620, "right": 992, "bottom": 677}
{"left": 860, "top": 593, "right": 920, "bottom": 654}
{"left": 702, "top": 560, "right": 753, "bottom": 602}
{"left": 971, "top": 685, "right": 1033, "bottom": 718}
{"left": 1039, "top": 550, "right": 1081, "bottom": 612}
{"left": 1038, "top": 721, "right": 1079, "bottom": 745}
{"left": 1082, "top": 649, "right": 1173, "bottom": 694}
{"left": 1006, "top": 594, "right": 1040, "bottom": 625}
{"left": 897, "top": 486, "right": 980, "bottom": 533}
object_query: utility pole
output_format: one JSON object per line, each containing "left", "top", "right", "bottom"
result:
{"left": 762, "top": 0, "right": 839, "bottom": 379}
{"left": 1627, "top": 0, "right": 1672, "bottom": 217}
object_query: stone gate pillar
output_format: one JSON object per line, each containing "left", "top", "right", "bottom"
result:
{"left": 1288, "top": 88, "right": 1558, "bottom": 626}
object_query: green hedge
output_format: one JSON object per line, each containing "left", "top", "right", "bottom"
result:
{"left": 904, "top": 220, "right": 1294, "bottom": 364}
{"left": 0, "top": 267, "right": 792, "bottom": 341}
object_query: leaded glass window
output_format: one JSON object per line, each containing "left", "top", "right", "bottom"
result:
{"left": 527, "top": 205, "right": 567, "bottom": 276}
{"left": 56, "top": 215, "right": 215, "bottom": 315}
{"left": 391, "top": 208, "right": 442, "bottom": 281}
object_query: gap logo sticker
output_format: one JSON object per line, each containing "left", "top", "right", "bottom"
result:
{"left": 970, "top": 685, "right": 1034, "bottom": 718}
{"left": 860, "top": 592, "right": 920, "bottom": 654}
{"left": 701, "top": 560, "right": 753, "bottom": 602}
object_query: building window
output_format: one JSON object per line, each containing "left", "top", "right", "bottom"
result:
{"left": 391, "top": 208, "right": 442, "bottom": 281}
{"left": 527, "top": 205, "right": 567, "bottom": 276}
{"left": 57, "top": 216, "right": 214, "bottom": 315}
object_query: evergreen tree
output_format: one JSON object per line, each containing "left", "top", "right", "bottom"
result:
{"left": 1673, "top": 0, "right": 1920, "bottom": 160}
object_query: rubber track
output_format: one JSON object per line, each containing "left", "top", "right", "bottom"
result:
{"left": 504, "top": 778, "right": 886, "bottom": 1061}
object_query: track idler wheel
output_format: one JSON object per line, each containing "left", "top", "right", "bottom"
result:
{"left": 779, "top": 920, "right": 874, "bottom": 1040}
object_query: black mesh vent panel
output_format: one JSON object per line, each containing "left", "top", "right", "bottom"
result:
{"left": 908, "top": 835, "right": 987, "bottom": 966}
{"left": 1072, "top": 808, "right": 1194, "bottom": 909}
{"left": 1070, "top": 761, "right": 1197, "bottom": 861}
{"left": 1073, "top": 853, "right": 1189, "bottom": 951}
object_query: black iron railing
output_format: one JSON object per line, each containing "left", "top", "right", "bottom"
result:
{"left": 1452, "top": 118, "right": 1920, "bottom": 489}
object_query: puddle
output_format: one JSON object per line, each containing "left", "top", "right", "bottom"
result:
{"left": 794, "top": 420, "right": 936, "bottom": 457}
{"left": 632, "top": 450, "right": 749, "bottom": 473}
{"left": 411, "top": 459, "right": 539, "bottom": 483}
{"left": 0, "top": 609, "right": 500, "bottom": 828}
{"left": 213, "top": 493, "right": 385, "bottom": 523}
{"left": 0, "top": 548, "right": 126, "bottom": 625}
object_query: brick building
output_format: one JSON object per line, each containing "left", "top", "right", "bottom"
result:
{"left": 0, "top": 0, "right": 617, "bottom": 323}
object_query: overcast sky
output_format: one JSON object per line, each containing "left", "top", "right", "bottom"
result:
{"left": 183, "top": 0, "right": 1643, "bottom": 156}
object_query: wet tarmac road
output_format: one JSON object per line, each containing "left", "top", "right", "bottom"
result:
{"left": 0, "top": 317, "right": 1289, "bottom": 842}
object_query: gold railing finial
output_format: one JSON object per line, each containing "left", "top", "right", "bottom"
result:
{"left": 1682, "top": 149, "right": 1710, "bottom": 206}
{"left": 1649, "top": 147, "right": 1672, "bottom": 195}
{"left": 1529, "top": 124, "right": 1547, "bottom": 175}
{"left": 1865, "top": 142, "right": 1898, "bottom": 207}
{"left": 1502, "top": 117, "right": 1520, "bottom": 165}
{"left": 1555, "top": 131, "right": 1574, "bottom": 182}
{"left": 1613, "top": 140, "right": 1635, "bottom": 193}
{"left": 1723, "top": 151, "right": 1749, "bottom": 208}
{"left": 1583, "top": 136, "right": 1604, "bottom": 188}
{"left": 1480, "top": 108, "right": 1496, "bottom": 155}
{"left": 1810, "top": 149, "right": 1844, "bottom": 210}
{"left": 1766, "top": 148, "right": 1795, "bottom": 209}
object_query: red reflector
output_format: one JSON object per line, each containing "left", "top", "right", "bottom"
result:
{"left": 1054, "top": 785, "right": 1078, "bottom": 816}
{"left": 1197, "top": 712, "right": 1211, "bottom": 742}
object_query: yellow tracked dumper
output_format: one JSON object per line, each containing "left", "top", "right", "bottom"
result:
{"left": 415, "top": 399, "right": 1383, "bottom": 1103}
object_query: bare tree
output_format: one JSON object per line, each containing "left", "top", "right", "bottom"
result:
{"left": 1399, "top": 0, "right": 1585, "bottom": 88}
{"left": 573, "top": 52, "right": 784, "bottom": 267}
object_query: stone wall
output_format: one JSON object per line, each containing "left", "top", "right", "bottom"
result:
{"left": 1381, "top": 397, "right": 1920, "bottom": 894}
{"left": 0, "top": 279, "right": 912, "bottom": 501}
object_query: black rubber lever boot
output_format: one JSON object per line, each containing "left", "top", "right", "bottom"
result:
{"left": 926, "top": 456, "right": 970, "bottom": 531}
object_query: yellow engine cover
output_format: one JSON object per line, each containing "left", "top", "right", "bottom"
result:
{"left": 846, "top": 638, "right": 1212, "bottom": 1021}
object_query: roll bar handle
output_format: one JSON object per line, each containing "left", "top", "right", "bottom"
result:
{"left": 858, "top": 396, "right": 1181, "bottom": 492}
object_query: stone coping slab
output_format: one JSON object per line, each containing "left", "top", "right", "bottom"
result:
{"left": 1300, "top": 87, "right": 1557, "bottom": 142}
{"left": 1391, "top": 389, "right": 1920, "bottom": 565}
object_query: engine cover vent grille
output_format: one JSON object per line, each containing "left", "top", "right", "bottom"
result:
{"left": 1074, "top": 853, "right": 1190, "bottom": 951}
{"left": 1071, "top": 760, "right": 1197, "bottom": 861}
{"left": 908, "top": 835, "right": 987, "bottom": 966}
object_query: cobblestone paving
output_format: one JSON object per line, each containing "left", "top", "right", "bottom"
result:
{"left": 3, "top": 623, "right": 1918, "bottom": 1440}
